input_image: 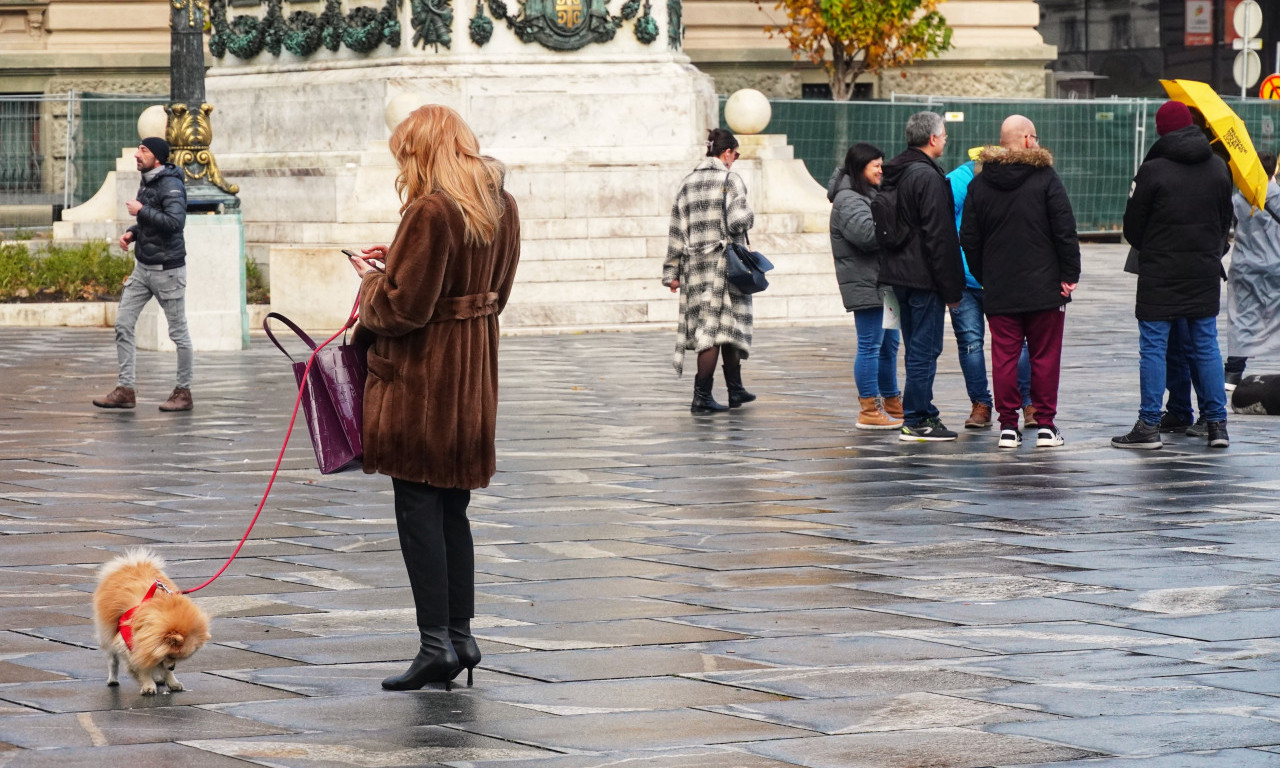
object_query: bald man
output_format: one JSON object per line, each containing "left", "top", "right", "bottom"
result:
{"left": 959, "top": 115, "right": 1081, "bottom": 450}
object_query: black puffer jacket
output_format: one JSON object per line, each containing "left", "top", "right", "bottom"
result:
{"left": 876, "top": 147, "right": 964, "bottom": 304}
{"left": 827, "top": 167, "right": 882, "bottom": 312}
{"left": 128, "top": 164, "right": 187, "bottom": 268}
{"left": 959, "top": 146, "right": 1081, "bottom": 315}
{"left": 1123, "top": 125, "right": 1233, "bottom": 321}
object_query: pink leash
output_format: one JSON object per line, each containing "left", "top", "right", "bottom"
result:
{"left": 181, "top": 296, "right": 361, "bottom": 594}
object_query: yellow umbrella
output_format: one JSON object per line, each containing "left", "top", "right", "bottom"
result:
{"left": 1161, "top": 78, "right": 1268, "bottom": 211}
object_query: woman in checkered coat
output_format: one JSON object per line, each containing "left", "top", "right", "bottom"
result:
{"left": 662, "top": 129, "right": 757, "bottom": 414}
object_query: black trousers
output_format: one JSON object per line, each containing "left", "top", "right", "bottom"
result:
{"left": 390, "top": 478, "right": 474, "bottom": 628}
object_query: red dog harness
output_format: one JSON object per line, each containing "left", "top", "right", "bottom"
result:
{"left": 118, "top": 580, "right": 171, "bottom": 651}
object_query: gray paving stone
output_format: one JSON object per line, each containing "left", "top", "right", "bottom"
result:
{"left": 1, "top": 743, "right": 278, "bottom": 768}
{"left": 740, "top": 726, "right": 1094, "bottom": 767}
{"left": 1021, "top": 750, "right": 1280, "bottom": 767}
{"left": 445, "top": 746, "right": 800, "bottom": 768}
{"left": 890, "top": 621, "right": 1194, "bottom": 654}
{"left": 946, "top": 649, "right": 1240, "bottom": 684}
{"left": 0, "top": 706, "right": 292, "bottom": 748}
{"left": 871, "top": 597, "right": 1144, "bottom": 626}
{"left": 477, "top": 618, "right": 745, "bottom": 650}
{"left": 1130, "top": 639, "right": 1280, "bottom": 671}
{"left": 208, "top": 692, "right": 555, "bottom": 730}
{"left": 0, "top": 672, "right": 301, "bottom": 713}
{"left": 968, "top": 679, "right": 1280, "bottom": 718}
{"left": 185, "top": 727, "right": 552, "bottom": 767}
{"left": 988, "top": 713, "right": 1280, "bottom": 756}
{"left": 473, "top": 676, "right": 787, "bottom": 715}
{"left": 692, "top": 664, "right": 1007, "bottom": 698}
{"left": 708, "top": 691, "right": 1055, "bottom": 735}
{"left": 1118, "top": 608, "right": 1280, "bottom": 642}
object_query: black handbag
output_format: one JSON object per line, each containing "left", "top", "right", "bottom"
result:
{"left": 722, "top": 173, "right": 774, "bottom": 294}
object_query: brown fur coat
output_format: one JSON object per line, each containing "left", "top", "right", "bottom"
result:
{"left": 357, "top": 192, "right": 520, "bottom": 489}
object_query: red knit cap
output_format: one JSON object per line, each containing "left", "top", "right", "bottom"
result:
{"left": 1156, "top": 101, "right": 1193, "bottom": 136}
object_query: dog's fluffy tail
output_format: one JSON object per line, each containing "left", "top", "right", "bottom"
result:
{"left": 97, "top": 547, "right": 166, "bottom": 582}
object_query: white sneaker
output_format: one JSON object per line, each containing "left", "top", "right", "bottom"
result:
{"left": 1036, "top": 426, "right": 1065, "bottom": 447}
{"left": 998, "top": 429, "right": 1022, "bottom": 449}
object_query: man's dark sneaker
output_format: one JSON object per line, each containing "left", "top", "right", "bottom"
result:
{"left": 899, "top": 418, "right": 958, "bottom": 442}
{"left": 1036, "top": 425, "right": 1065, "bottom": 448}
{"left": 92, "top": 386, "right": 136, "bottom": 409}
{"left": 159, "top": 387, "right": 194, "bottom": 412}
{"left": 1157, "top": 412, "right": 1192, "bottom": 434}
{"left": 1111, "top": 420, "right": 1162, "bottom": 449}
{"left": 1207, "top": 420, "right": 1229, "bottom": 448}
{"left": 1185, "top": 416, "right": 1208, "bottom": 437}
{"left": 1225, "top": 371, "right": 1242, "bottom": 392}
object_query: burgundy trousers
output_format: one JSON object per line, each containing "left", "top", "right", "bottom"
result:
{"left": 988, "top": 307, "right": 1066, "bottom": 430}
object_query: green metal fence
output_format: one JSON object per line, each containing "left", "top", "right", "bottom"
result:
{"left": 0, "top": 93, "right": 164, "bottom": 210}
{"left": 731, "top": 96, "right": 1280, "bottom": 233}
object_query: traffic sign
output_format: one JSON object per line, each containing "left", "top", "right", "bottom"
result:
{"left": 1234, "top": 0, "right": 1262, "bottom": 39}
{"left": 1261, "top": 73, "right": 1280, "bottom": 100}
{"left": 1235, "top": 50, "right": 1262, "bottom": 89}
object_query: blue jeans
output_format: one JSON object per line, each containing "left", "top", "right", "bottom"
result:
{"left": 949, "top": 288, "right": 992, "bottom": 407}
{"left": 893, "top": 286, "right": 946, "bottom": 426}
{"left": 853, "top": 307, "right": 900, "bottom": 398}
{"left": 1139, "top": 318, "right": 1226, "bottom": 426}
{"left": 1163, "top": 318, "right": 1198, "bottom": 424}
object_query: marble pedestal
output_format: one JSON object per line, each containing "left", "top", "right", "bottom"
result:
{"left": 137, "top": 212, "right": 249, "bottom": 352}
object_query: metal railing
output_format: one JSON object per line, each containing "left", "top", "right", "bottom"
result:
{"left": 0, "top": 93, "right": 165, "bottom": 212}
{"left": 734, "top": 95, "right": 1280, "bottom": 233}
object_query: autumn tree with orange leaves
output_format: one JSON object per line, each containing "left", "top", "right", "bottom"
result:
{"left": 762, "top": 0, "right": 953, "bottom": 100}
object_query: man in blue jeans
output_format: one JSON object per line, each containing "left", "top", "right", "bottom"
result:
{"left": 1112, "top": 101, "right": 1233, "bottom": 449}
{"left": 878, "top": 112, "right": 966, "bottom": 441}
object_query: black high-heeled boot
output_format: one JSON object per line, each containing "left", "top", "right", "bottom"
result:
{"left": 691, "top": 374, "right": 729, "bottom": 414}
{"left": 722, "top": 362, "right": 756, "bottom": 407}
{"left": 449, "top": 619, "right": 481, "bottom": 687}
{"left": 382, "top": 626, "right": 459, "bottom": 691}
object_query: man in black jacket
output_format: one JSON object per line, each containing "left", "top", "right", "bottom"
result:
{"left": 960, "top": 115, "right": 1080, "bottom": 450}
{"left": 879, "top": 111, "right": 966, "bottom": 441}
{"left": 92, "top": 137, "right": 195, "bottom": 412}
{"left": 1112, "top": 100, "right": 1233, "bottom": 449}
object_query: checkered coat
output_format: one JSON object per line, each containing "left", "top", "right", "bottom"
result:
{"left": 662, "top": 158, "right": 756, "bottom": 376}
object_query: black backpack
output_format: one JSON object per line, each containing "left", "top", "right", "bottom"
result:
{"left": 870, "top": 165, "right": 922, "bottom": 250}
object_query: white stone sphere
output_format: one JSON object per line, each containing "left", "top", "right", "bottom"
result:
{"left": 385, "top": 92, "right": 431, "bottom": 132}
{"left": 724, "top": 89, "right": 771, "bottom": 135}
{"left": 137, "top": 105, "right": 168, "bottom": 141}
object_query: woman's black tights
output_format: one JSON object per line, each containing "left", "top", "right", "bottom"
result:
{"left": 696, "top": 345, "right": 741, "bottom": 379}
{"left": 391, "top": 478, "right": 474, "bottom": 628}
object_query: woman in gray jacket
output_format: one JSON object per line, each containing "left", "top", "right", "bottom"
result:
{"left": 829, "top": 142, "right": 901, "bottom": 430}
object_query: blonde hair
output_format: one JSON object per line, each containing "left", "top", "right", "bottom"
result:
{"left": 389, "top": 105, "right": 505, "bottom": 246}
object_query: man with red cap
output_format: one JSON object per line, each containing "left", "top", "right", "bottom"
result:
{"left": 1112, "top": 100, "right": 1234, "bottom": 449}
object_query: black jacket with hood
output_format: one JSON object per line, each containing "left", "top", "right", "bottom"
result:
{"left": 1122, "top": 125, "right": 1233, "bottom": 321}
{"left": 959, "top": 146, "right": 1081, "bottom": 315}
{"left": 876, "top": 147, "right": 965, "bottom": 304}
{"left": 128, "top": 163, "right": 188, "bottom": 269}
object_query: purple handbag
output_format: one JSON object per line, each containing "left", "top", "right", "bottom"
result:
{"left": 264, "top": 313, "right": 368, "bottom": 474}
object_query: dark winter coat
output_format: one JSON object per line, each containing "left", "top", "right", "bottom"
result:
{"left": 827, "top": 167, "right": 883, "bottom": 312}
{"left": 1123, "top": 125, "right": 1234, "bottom": 321}
{"left": 876, "top": 147, "right": 965, "bottom": 304}
{"left": 128, "top": 164, "right": 187, "bottom": 268}
{"left": 357, "top": 192, "right": 521, "bottom": 490}
{"left": 959, "top": 146, "right": 1081, "bottom": 315}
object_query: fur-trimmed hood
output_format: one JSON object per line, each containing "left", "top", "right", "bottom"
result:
{"left": 974, "top": 146, "right": 1055, "bottom": 191}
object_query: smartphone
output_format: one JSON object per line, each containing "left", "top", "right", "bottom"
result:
{"left": 342, "top": 249, "right": 385, "bottom": 272}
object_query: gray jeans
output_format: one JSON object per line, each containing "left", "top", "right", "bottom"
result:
{"left": 115, "top": 263, "right": 193, "bottom": 389}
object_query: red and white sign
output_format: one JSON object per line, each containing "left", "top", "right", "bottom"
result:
{"left": 1186, "top": 0, "right": 1212, "bottom": 47}
{"left": 1261, "top": 73, "right": 1280, "bottom": 100}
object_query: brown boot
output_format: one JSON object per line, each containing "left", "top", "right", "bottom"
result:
{"left": 856, "top": 396, "right": 903, "bottom": 430}
{"left": 1023, "top": 405, "right": 1038, "bottom": 428}
{"left": 92, "top": 386, "right": 136, "bottom": 409}
{"left": 965, "top": 402, "right": 993, "bottom": 429}
{"left": 881, "top": 395, "right": 904, "bottom": 421}
{"left": 159, "top": 387, "right": 193, "bottom": 412}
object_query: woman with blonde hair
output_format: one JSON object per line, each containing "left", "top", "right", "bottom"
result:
{"left": 349, "top": 104, "right": 520, "bottom": 691}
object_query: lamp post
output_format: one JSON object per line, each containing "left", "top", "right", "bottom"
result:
{"left": 167, "top": 0, "right": 239, "bottom": 212}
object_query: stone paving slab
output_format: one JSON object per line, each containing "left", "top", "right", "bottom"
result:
{"left": 3, "top": 245, "right": 1280, "bottom": 765}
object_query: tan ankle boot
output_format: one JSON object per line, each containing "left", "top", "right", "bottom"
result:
{"left": 881, "top": 395, "right": 904, "bottom": 421}
{"left": 857, "top": 396, "right": 903, "bottom": 430}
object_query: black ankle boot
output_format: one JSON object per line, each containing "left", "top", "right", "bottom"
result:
{"left": 691, "top": 374, "right": 729, "bottom": 414}
{"left": 382, "top": 626, "right": 459, "bottom": 691}
{"left": 722, "top": 362, "right": 756, "bottom": 407}
{"left": 449, "top": 619, "right": 481, "bottom": 687}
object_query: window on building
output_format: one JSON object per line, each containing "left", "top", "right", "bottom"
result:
{"left": 1110, "top": 14, "right": 1132, "bottom": 49}
{"left": 0, "top": 97, "right": 41, "bottom": 193}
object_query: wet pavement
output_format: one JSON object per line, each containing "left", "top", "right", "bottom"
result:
{"left": 2, "top": 243, "right": 1280, "bottom": 767}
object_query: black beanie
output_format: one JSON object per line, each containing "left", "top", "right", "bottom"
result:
{"left": 140, "top": 137, "right": 170, "bottom": 164}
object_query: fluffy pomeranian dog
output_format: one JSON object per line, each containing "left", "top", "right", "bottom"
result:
{"left": 92, "top": 548, "right": 211, "bottom": 695}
